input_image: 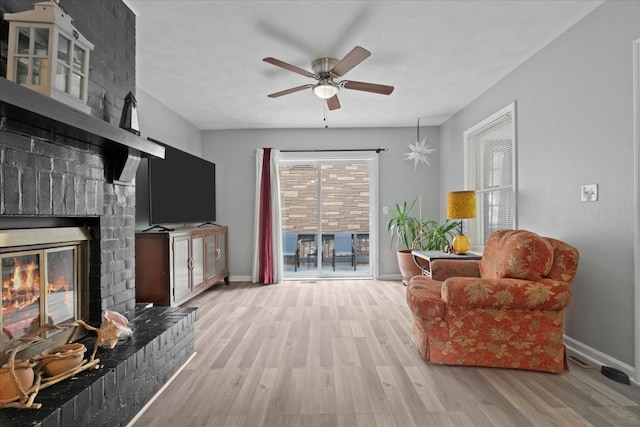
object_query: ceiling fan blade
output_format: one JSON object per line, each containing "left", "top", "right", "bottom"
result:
{"left": 327, "top": 95, "right": 341, "bottom": 111}
{"left": 343, "top": 80, "right": 394, "bottom": 95}
{"left": 263, "top": 57, "right": 314, "bottom": 78}
{"left": 330, "top": 46, "right": 371, "bottom": 77}
{"left": 267, "top": 85, "right": 312, "bottom": 98}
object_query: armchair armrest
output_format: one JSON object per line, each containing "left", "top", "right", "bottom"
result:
{"left": 430, "top": 259, "right": 480, "bottom": 281}
{"left": 442, "top": 277, "right": 572, "bottom": 311}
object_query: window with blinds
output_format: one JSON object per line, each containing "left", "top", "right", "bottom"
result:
{"left": 464, "top": 102, "right": 516, "bottom": 248}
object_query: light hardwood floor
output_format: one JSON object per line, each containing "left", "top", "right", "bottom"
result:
{"left": 132, "top": 280, "right": 640, "bottom": 427}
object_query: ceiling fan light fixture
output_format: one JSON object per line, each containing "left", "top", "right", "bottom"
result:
{"left": 264, "top": 47, "right": 392, "bottom": 109}
{"left": 313, "top": 81, "right": 339, "bottom": 99}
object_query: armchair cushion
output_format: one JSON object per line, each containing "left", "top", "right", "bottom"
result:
{"left": 442, "top": 277, "right": 572, "bottom": 310}
{"left": 546, "top": 237, "right": 580, "bottom": 283}
{"left": 406, "top": 277, "right": 446, "bottom": 321}
{"left": 430, "top": 259, "right": 480, "bottom": 281}
{"left": 479, "top": 230, "right": 554, "bottom": 280}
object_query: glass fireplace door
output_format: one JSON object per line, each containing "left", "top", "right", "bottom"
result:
{"left": 2, "top": 245, "right": 79, "bottom": 344}
{"left": 45, "top": 247, "right": 78, "bottom": 326}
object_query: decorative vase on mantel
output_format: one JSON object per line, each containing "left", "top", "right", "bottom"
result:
{"left": 0, "top": 359, "right": 36, "bottom": 402}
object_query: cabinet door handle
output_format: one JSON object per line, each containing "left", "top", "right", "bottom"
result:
{"left": 216, "top": 248, "right": 221, "bottom": 260}
{"left": 188, "top": 257, "right": 194, "bottom": 270}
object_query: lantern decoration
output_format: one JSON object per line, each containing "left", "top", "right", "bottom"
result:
{"left": 4, "top": 0, "right": 94, "bottom": 114}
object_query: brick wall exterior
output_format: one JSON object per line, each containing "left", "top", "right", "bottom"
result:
{"left": 280, "top": 163, "right": 370, "bottom": 234}
{"left": 280, "top": 163, "right": 371, "bottom": 260}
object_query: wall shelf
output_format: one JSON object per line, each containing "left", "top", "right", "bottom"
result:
{"left": 0, "top": 77, "right": 164, "bottom": 159}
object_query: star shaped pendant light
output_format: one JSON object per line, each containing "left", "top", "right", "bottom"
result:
{"left": 404, "top": 118, "right": 437, "bottom": 170}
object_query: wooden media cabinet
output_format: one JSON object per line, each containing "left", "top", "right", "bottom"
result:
{"left": 135, "top": 225, "right": 229, "bottom": 306}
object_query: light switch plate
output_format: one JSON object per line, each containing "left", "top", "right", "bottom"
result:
{"left": 581, "top": 184, "right": 598, "bottom": 202}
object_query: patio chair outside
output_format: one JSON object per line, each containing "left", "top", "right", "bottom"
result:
{"left": 283, "top": 233, "right": 299, "bottom": 271}
{"left": 332, "top": 233, "right": 355, "bottom": 271}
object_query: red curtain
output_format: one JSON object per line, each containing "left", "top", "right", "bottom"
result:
{"left": 257, "top": 148, "right": 274, "bottom": 284}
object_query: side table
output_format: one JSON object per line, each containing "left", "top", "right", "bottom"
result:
{"left": 411, "top": 250, "right": 482, "bottom": 278}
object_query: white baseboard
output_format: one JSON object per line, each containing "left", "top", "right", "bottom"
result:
{"left": 126, "top": 351, "right": 198, "bottom": 426}
{"left": 230, "top": 274, "right": 404, "bottom": 282}
{"left": 564, "top": 335, "right": 638, "bottom": 385}
{"left": 376, "top": 273, "right": 403, "bottom": 281}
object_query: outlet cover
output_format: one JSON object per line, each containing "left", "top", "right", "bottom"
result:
{"left": 581, "top": 184, "right": 598, "bottom": 202}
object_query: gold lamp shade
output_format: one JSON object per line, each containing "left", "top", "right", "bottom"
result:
{"left": 446, "top": 191, "right": 476, "bottom": 254}
{"left": 447, "top": 191, "right": 476, "bottom": 219}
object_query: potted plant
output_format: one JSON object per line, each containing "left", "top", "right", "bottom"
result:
{"left": 386, "top": 199, "right": 423, "bottom": 284}
{"left": 387, "top": 198, "right": 461, "bottom": 284}
{"left": 412, "top": 218, "right": 459, "bottom": 251}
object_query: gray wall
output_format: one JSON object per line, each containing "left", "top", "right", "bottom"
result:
{"left": 132, "top": 0, "right": 639, "bottom": 371}
{"left": 137, "top": 88, "right": 203, "bottom": 156}
{"left": 200, "top": 127, "right": 440, "bottom": 280}
{"left": 439, "top": 0, "right": 640, "bottom": 366}
{"left": 135, "top": 88, "right": 203, "bottom": 229}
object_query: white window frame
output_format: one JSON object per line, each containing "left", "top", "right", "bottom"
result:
{"left": 463, "top": 102, "right": 517, "bottom": 252}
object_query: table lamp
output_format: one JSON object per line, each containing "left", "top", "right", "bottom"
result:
{"left": 446, "top": 190, "right": 476, "bottom": 254}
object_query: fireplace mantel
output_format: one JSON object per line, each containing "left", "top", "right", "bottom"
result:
{"left": 0, "top": 78, "right": 164, "bottom": 160}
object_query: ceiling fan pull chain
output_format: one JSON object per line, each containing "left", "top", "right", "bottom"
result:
{"left": 324, "top": 102, "right": 329, "bottom": 128}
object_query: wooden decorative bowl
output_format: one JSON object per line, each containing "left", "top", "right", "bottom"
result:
{"left": 0, "top": 359, "right": 35, "bottom": 400}
{"left": 37, "top": 343, "right": 86, "bottom": 377}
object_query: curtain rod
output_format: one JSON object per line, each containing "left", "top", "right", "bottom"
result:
{"left": 279, "top": 148, "right": 387, "bottom": 153}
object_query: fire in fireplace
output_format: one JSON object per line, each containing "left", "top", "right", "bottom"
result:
{"left": 1, "top": 228, "right": 90, "bottom": 346}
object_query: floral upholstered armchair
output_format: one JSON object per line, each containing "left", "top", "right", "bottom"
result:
{"left": 406, "top": 229, "right": 579, "bottom": 373}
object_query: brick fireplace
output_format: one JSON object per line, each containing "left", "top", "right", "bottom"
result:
{"left": 0, "top": 82, "right": 200, "bottom": 426}
{"left": 1, "top": 117, "right": 138, "bottom": 323}
{"left": 0, "top": 79, "right": 198, "bottom": 427}
{"left": 0, "top": 1, "right": 197, "bottom": 425}
{"left": 0, "top": 0, "right": 142, "bottom": 321}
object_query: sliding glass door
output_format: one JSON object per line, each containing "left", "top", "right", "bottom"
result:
{"left": 280, "top": 152, "right": 377, "bottom": 279}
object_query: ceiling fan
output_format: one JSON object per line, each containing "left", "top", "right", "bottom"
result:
{"left": 263, "top": 46, "right": 394, "bottom": 111}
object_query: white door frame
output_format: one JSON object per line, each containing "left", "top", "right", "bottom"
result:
{"left": 279, "top": 151, "right": 379, "bottom": 279}
{"left": 633, "top": 37, "right": 640, "bottom": 383}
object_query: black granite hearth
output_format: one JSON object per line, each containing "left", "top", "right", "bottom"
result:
{"left": 0, "top": 306, "right": 196, "bottom": 427}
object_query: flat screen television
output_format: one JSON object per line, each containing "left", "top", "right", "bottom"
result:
{"left": 144, "top": 139, "right": 216, "bottom": 226}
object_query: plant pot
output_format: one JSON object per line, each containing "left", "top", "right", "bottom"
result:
{"left": 396, "top": 249, "right": 422, "bottom": 285}
{"left": 0, "top": 359, "right": 35, "bottom": 401}
{"left": 37, "top": 343, "right": 86, "bottom": 377}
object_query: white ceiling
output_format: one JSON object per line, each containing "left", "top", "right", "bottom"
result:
{"left": 124, "top": 0, "right": 602, "bottom": 130}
